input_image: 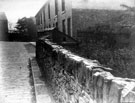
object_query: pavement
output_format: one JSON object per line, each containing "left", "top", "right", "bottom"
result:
{"left": 0, "top": 41, "right": 54, "bottom": 103}
{"left": 30, "top": 57, "right": 54, "bottom": 103}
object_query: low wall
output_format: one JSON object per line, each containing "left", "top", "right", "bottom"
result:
{"left": 36, "top": 38, "right": 135, "bottom": 103}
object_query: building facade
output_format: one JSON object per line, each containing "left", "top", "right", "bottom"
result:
{"left": 35, "top": 0, "right": 134, "bottom": 46}
{"left": 0, "top": 12, "right": 8, "bottom": 41}
{"left": 35, "top": 0, "right": 72, "bottom": 36}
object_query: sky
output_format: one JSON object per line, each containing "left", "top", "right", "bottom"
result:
{"left": 0, "top": 0, "right": 134, "bottom": 25}
{"left": 0, "top": 0, "right": 47, "bottom": 24}
{"left": 72, "top": 0, "right": 134, "bottom": 9}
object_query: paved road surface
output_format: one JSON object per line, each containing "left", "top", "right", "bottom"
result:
{"left": 0, "top": 42, "right": 35, "bottom": 103}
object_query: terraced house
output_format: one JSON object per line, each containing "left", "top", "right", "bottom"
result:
{"left": 35, "top": 0, "right": 134, "bottom": 45}
{"left": 35, "top": 0, "right": 72, "bottom": 36}
{"left": 35, "top": 0, "right": 96, "bottom": 38}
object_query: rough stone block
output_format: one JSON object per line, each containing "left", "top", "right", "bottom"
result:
{"left": 36, "top": 39, "right": 135, "bottom": 103}
{"left": 36, "top": 85, "right": 48, "bottom": 95}
{"left": 108, "top": 80, "right": 122, "bottom": 103}
{"left": 121, "top": 91, "right": 135, "bottom": 102}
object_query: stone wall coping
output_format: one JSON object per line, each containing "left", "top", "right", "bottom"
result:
{"left": 43, "top": 39, "right": 135, "bottom": 99}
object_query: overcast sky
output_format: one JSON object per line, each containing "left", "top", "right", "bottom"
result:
{"left": 73, "top": 0, "right": 134, "bottom": 9}
{"left": 0, "top": 0, "right": 134, "bottom": 24}
{"left": 0, "top": 0, "right": 47, "bottom": 23}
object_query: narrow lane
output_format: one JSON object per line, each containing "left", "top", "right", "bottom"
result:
{"left": 0, "top": 42, "right": 35, "bottom": 103}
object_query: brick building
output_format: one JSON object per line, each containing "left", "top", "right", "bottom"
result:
{"left": 0, "top": 12, "right": 8, "bottom": 41}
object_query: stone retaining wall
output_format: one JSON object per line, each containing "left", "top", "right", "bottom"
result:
{"left": 36, "top": 38, "right": 135, "bottom": 103}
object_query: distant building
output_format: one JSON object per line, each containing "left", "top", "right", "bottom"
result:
{"left": 0, "top": 12, "right": 8, "bottom": 41}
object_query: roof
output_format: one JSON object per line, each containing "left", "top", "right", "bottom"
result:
{"left": 0, "top": 12, "right": 7, "bottom": 21}
{"left": 35, "top": 1, "right": 48, "bottom": 17}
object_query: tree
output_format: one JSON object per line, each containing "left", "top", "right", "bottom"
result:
{"left": 15, "top": 17, "right": 28, "bottom": 35}
{"left": 15, "top": 17, "right": 37, "bottom": 41}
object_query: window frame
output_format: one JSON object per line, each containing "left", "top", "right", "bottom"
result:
{"left": 62, "top": 0, "right": 65, "bottom": 11}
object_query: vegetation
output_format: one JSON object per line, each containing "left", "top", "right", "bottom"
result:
{"left": 72, "top": 22, "right": 135, "bottom": 78}
{"left": 70, "top": 7, "right": 135, "bottom": 78}
{"left": 14, "top": 17, "right": 37, "bottom": 41}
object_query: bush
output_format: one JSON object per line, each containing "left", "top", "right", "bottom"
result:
{"left": 72, "top": 23, "right": 135, "bottom": 78}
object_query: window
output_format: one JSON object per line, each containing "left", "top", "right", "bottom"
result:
{"left": 38, "top": 18, "right": 40, "bottom": 25}
{"left": 49, "top": 24, "right": 51, "bottom": 28}
{"left": 43, "top": 10, "right": 46, "bottom": 28}
{"left": 36, "top": 18, "right": 39, "bottom": 25}
{"left": 48, "top": 3, "right": 50, "bottom": 19}
{"left": 41, "top": 12, "right": 44, "bottom": 25}
{"left": 40, "top": 14, "right": 42, "bottom": 24}
{"left": 67, "top": 18, "right": 71, "bottom": 36}
{"left": 62, "top": 19, "right": 66, "bottom": 33}
{"left": 56, "top": 22, "right": 58, "bottom": 30}
{"left": 36, "top": 18, "right": 38, "bottom": 25}
{"left": 43, "top": 10, "right": 45, "bottom": 23}
{"left": 62, "top": 0, "right": 65, "bottom": 11}
{"left": 55, "top": 0, "right": 58, "bottom": 15}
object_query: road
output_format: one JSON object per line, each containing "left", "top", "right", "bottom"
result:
{"left": 0, "top": 42, "right": 35, "bottom": 103}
